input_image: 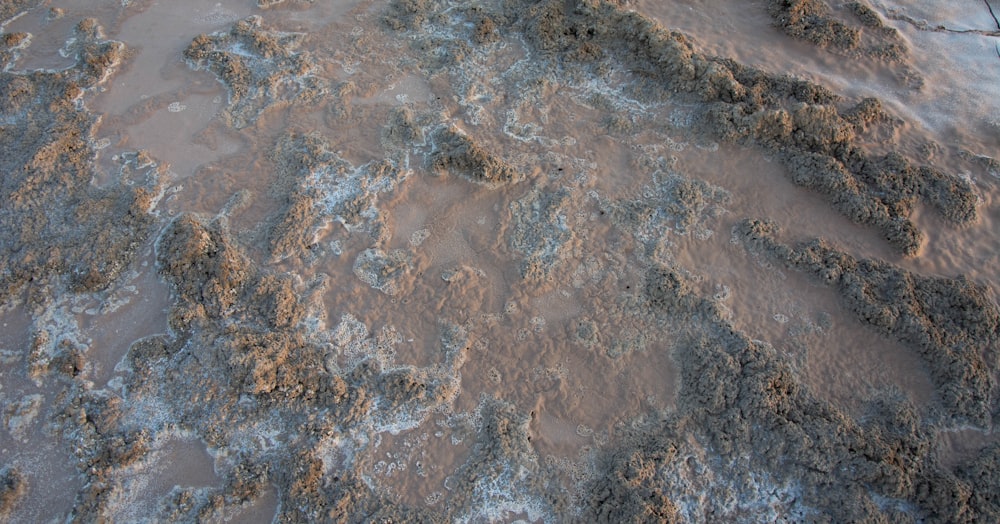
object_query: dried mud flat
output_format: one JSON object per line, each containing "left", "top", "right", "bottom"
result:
{"left": 1, "top": 0, "right": 1000, "bottom": 522}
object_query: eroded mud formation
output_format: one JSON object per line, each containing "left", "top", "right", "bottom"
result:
{"left": 185, "top": 15, "right": 326, "bottom": 129}
{"left": 767, "top": 0, "right": 908, "bottom": 60}
{"left": 768, "top": 0, "right": 861, "bottom": 51}
{"left": 2, "top": 0, "right": 998, "bottom": 522}
{"left": 0, "top": 19, "right": 161, "bottom": 307}
{"left": 430, "top": 127, "right": 522, "bottom": 186}
{"left": 737, "top": 218, "right": 1000, "bottom": 426}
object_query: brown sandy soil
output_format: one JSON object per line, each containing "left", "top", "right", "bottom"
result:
{"left": 1, "top": 0, "right": 999, "bottom": 521}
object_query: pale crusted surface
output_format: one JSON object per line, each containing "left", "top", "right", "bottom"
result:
{"left": 185, "top": 15, "right": 326, "bottom": 129}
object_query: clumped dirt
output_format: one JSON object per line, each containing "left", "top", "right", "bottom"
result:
{"left": 430, "top": 126, "right": 522, "bottom": 186}
{"left": 767, "top": 0, "right": 908, "bottom": 60}
{"left": 768, "top": 0, "right": 860, "bottom": 51}
{"left": 737, "top": 218, "right": 999, "bottom": 426}
{"left": 185, "top": 15, "right": 326, "bottom": 129}
{"left": 0, "top": 19, "right": 161, "bottom": 308}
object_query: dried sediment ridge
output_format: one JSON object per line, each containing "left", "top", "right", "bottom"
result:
{"left": 737, "top": 218, "right": 1000, "bottom": 426}
{"left": 0, "top": 18, "right": 161, "bottom": 307}
{"left": 768, "top": 0, "right": 861, "bottom": 51}
{"left": 498, "top": 0, "right": 975, "bottom": 255}
{"left": 430, "top": 126, "right": 522, "bottom": 187}
{"left": 766, "top": 0, "right": 908, "bottom": 60}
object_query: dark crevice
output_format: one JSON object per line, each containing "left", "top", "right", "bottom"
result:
{"left": 986, "top": 0, "right": 1000, "bottom": 31}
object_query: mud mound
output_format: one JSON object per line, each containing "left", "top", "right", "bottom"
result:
{"left": 185, "top": 16, "right": 326, "bottom": 129}
{"left": 767, "top": 0, "right": 907, "bottom": 60}
{"left": 267, "top": 132, "right": 406, "bottom": 262}
{"left": 768, "top": 0, "right": 860, "bottom": 51}
{"left": 582, "top": 427, "right": 681, "bottom": 522}
{"left": 431, "top": 127, "right": 522, "bottom": 186}
{"left": 504, "top": 0, "right": 963, "bottom": 255}
{"left": 737, "top": 218, "right": 999, "bottom": 425}
{"left": 0, "top": 20, "right": 160, "bottom": 307}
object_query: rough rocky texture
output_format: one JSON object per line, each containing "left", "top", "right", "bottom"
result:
{"left": 268, "top": 132, "right": 405, "bottom": 262}
{"left": 767, "top": 0, "right": 907, "bottom": 60}
{"left": 0, "top": 19, "right": 161, "bottom": 307}
{"left": 955, "top": 442, "right": 1000, "bottom": 521}
{"left": 0, "top": 0, "right": 40, "bottom": 23}
{"left": 0, "top": 467, "right": 26, "bottom": 519}
{"left": 737, "top": 218, "right": 999, "bottom": 426}
{"left": 185, "top": 16, "right": 326, "bottom": 129}
{"left": 508, "top": 0, "right": 958, "bottom": 255}
{"left": 767, "top": 0, "right": 860, "bottom": 51}
{"left": 1, "top": 31, "right": 30, "bottom": 68}
{"left": 848, "top": 1, "right": 886, "bottom": 29}
{"left": 582, "top": 425, "right": 682, "bottom": 522}
{"left": 431, "top": 127, "right": 522, "bottom": 186}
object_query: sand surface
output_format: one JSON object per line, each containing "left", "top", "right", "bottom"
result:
{"left": 1, "top": 0, "right": 999, "bottom": 521}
